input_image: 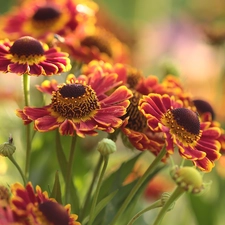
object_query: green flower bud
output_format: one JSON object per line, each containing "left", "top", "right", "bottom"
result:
{"left": 0, "top": 135, "right": 16, "bottom": 157}
{"left": 170, "top": 166, "right": 205, "bottom": 195}
{"left": 97, "top": 138, "right": 117, "bottom": 156}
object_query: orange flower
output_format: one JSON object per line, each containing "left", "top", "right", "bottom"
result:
{"left": 0, "top": 0, "right": 98, "bottom": 40}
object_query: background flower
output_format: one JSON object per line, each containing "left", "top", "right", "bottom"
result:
{"left": 0, "top": 36, "right": 71, "bottom": 76}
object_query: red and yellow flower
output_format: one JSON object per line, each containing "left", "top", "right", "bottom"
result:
{"left": 193, "top": 99, "right": 225, "bottom": 153}
{"left": 139, "top": 93, "right": 221, "bottom": 172}
{"left": 16, "top": 68, "right": 132, "bottom": 137}
{"left": 0, "top": 0, "right": 98, "bottom": 40}
{"left": 57, "top": 25, "right": 130, "bottom": 64}
{"left": 0, "top": 36, "right": 71, "bottom": 76}
{"left": 0, "top": 182, "right": 81, "bottom": 225}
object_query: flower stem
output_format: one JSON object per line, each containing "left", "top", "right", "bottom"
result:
{"left": 80, "top": 155, "right": 104, "bottom": 222}
{"left": 22, "top": 73, "right": 30, "bottom": 107}
{"left": 110, "top": 146, "right": 167, "bottom": 225}
{"left": 152, "top": 187, "right": 184, "bottom": 225}
{"left": 127, "top": 200, "right": 163, "bottom": 225}
{"left": 8, "top": 155, "right": 27, "bottom": 185}
{"left": 65, "top": 134, "right": 77, "bottom": 203}
{"left": 22, "top": 74, "right": 31, "bottom": 179}
{"left": 88, "top": 155, "right": 109, "bottom": 225}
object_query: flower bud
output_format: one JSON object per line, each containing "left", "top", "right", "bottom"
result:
{"left": 170, "top": 166, "right": 205, "bottom": 195}
{"left": 97, "top": 138, "right": 117, "bottom": 156}
{"left": 0, "top": 135, "right": 16, "bottom": 157}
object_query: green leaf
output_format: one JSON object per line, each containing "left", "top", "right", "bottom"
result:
{"left": 91, "top": 153, "right": 144, "bottom": 225}
{"left": 94, "top": 165, "right": 164, "bottom": 225}
{"left": 50, "top": 171, "right": 62, "bottom": 204}
{"left": 188, "top": 194, "right": 217, "bottom": 225}
{"left": 83, "top": 190, "right": 118, "bottom": 225}
{"left": 98, "top": 152, "right": 143, "bottom": 200}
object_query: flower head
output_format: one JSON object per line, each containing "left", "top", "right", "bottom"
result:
{"left": 0, "top": 0, "right": 98, "bottom": 40}
{"left": 0, "top": 182, "right": 81, "bottom": 225}
{"left": 57, "top": 25, "right": 130, "bottom": 64}
{"left": 139, "top": 93, "right": 221, "bottom": 172}
{"left": 121, "top": 90, "right": 165, "bottom": 156}
{"left": 17, "top": 69, "right": 132, "bottom": 137}
{"left": 170, "top": 166, "right": 205, "bottom": 194}
{"left": 0, "top": 135, "right": 16, "bottom": 157}
{"left": 0, "top": 36, "right": 71, "bottom": 76}
{"left": 97, "top": 138, "right": 117, "bottom": 156}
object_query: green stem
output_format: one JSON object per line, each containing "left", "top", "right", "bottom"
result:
{"left": 8, "top": 155, "right": 27, "bottom": 185}
{"left": 80, "top": 155, "right": 104, "bottom": 222}
{"left": 110, "top": 146, "right": 167, "bottom": 225}
{"left": 127, "top": 199, "right": 163, "bottom": 225}
{"left": 22, "top": 74, "right": 30, "bottom": 107}
{"left": 152, "top": 187, "right": 184, "bottom": 225}
{"left": 65, "top": 134, "right": 77, "bottom": 203}
{"left": 22, "top": 74, "right": 31, "bottom": 179}
{"left": 88, "top": 155, "right": 109, "bottom": 225}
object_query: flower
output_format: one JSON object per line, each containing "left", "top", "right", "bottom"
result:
{"left": 193, "top": 99, "right": 215, "bottom": 120}
{"left": 0, "top": 36, "right": 71, "bottom": 76}
{"left": 82, "top": 60, "right": 127, "bottom": 84}
{"left": 120, "top": 90, "right": 165, "bottom": 156}
{"left": 0, "top": 0, "right": 98, "bottom": 40}
{"left": 57, "top": 25, "right": 130, "bottom": 64}
{"left": 193, "top": 99, "right": 225, "bottom": 153}
{"left": 16, "top": 70, "right": 132, "bottom": 137}
{"left": 139, "top": 93, "right": 221, "bottom": 172}
{"left": 0, "top": 182, "right": 81, "bottom": 225}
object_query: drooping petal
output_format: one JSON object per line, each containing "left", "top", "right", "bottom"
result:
{"left": 35, "top": 116, "right": 60, "bottom": 132}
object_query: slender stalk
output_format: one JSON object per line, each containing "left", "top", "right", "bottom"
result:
{"left": 110, "top": 146, "right": 167, "bottom": 225}
{"left": 22, "top": 74, "right": 30, "bottom": 107}
{"left": 127, "top": 200, "right": 163, "bottom": 225}
{"left": 22, "top": 74, "right": 31, "bottom": 179}
{"left": 55, "top": 131, "right": 68, "bottom": 181}
{"left": 152, "top": 187, "right": 184, "bottom": 225}
{"left": 80, "top": 155, "right": 104, "bottom": 222}
{"left": 8, "top": 155, "right": 27, "bottom": 185}
{"left": 88, "top": 155, "right": 109, "bottom": 225}
{"left": 65, "top": 134, "right": 77, "bottom": 203}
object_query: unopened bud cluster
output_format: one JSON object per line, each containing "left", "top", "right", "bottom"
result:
{"left": 170, "top": 166, "right": 205, "bottom": 195}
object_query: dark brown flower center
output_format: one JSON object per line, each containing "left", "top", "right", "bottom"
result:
{"left": 0, "top": 186, "right": 10, "bottom": 204}
{"left": 59, "top": 83, "right": 85, "bottom": 98}
{"left": 10, "top": 36, "right": 44, "bottom": 57}
{"left": 81, "top": 36, "right": 113, "bottom": 57}
{"left": 122, "top": 90, "right": 147, "bottom": 132}
{"left": 162, "top": 108, "right": 201, "bottom": 144}
{"left": 39, "top": 201, "right": 69, "bottom": 225}
{"left": 51, "top": 83, "right": 100, "bottom": 119}
{"left": 32, "top": 5, "right": 61, "bottom": 22}
{"left": 193, "top": 99, "right": 215, "bottom": 120}
{"left": 126, "top": 68, "right": 143, "bottom": 89}
{"left": 171, "top": 108, "right": 200, "bottom": 135}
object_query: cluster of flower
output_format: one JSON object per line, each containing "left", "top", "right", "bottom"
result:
{"left": 0, "top": 0, "right": 224, "bottom": 224}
